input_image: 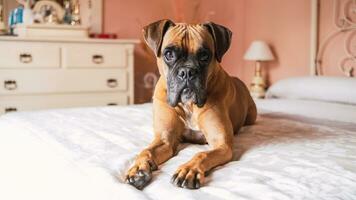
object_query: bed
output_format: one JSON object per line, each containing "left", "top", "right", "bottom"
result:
{"left": 1, "top": 76, "right": 356, "bottom": 200}
{"left": 1, "top": 1, "right": 356, "bottom": 199}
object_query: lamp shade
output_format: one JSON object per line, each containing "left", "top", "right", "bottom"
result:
{"left": 244, "top": 41, "right": 275, "bottom": 61}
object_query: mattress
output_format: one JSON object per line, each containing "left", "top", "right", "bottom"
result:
{"left": 0, "top": 99, "right": 356, "bottom": 200}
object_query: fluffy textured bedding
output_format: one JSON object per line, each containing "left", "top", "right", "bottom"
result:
{"left": 1, "top": 99, "right": 356, "bottom": 200}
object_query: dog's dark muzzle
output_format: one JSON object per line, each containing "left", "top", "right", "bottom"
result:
{"left": 167, "top": 67, "right": 207, "bottom": 108}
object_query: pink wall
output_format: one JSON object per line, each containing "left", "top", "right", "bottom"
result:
{"left": 104, "top": 0, "right": 246, "bottom": 75}
{"left": 104, "top": 0, "right": 346, "bottom": 102}
{"left": 241, "top": 0, "right": 343, "bottom": 84}
{"left": 104, "top": 0, "right": 246, "bottom": 103}
{"left": 242, "top": 0, "right": 311, "bottom": 85}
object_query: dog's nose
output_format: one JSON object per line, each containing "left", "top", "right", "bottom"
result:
{"left": 178, "top": 68, "right": 197, "bottom": 80}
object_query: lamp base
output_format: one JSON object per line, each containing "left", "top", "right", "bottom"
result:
{"left": 250, "top": 75, "right": 266, "bottom": 99}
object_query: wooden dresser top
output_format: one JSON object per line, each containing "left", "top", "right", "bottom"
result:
{"left": 0, "top": 36, "right": 140, "bottom": 44}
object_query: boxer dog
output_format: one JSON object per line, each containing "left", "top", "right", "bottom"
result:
{"left": 126, "top": 19, "right": 257, "bottom": 190}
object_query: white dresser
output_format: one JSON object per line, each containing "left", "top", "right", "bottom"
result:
{"left": 0, "top": 37, "right": 138, "bottom": 115}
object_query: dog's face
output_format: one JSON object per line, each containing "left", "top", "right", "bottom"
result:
{"left": 143, "top": 20, "right": 232, "bottom": 107}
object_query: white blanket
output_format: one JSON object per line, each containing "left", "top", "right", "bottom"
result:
{"left": 0, "top": 100, "right": 356, "bottom": 200}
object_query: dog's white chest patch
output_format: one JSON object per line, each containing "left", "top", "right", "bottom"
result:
{"left": 181, "top": 104, "right": 200, "bottom": 131}
{"left": 178, "top": 103, "right": 206, "bottom": 144}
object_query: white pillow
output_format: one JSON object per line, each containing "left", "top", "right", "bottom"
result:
{"left": 266, "top": 76, "right": 356, "bottom": 105}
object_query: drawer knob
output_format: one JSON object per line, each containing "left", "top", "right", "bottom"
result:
{"left": 107, "top": 103, "right": 118, "bottom": 106}
{"left": 4, "top": 80, "right": 17, "bottom": 90}
{"left": 5, "top": 107, "right": 17, "bottom": 113}
{"left": 107, "top": 79, "right": 118, "bottom": 88}
{"left": 19, "top": 53, "right": 33, "bottom": 63}
{"left": 92, "top": 54, "right": 104, "bottom": 64}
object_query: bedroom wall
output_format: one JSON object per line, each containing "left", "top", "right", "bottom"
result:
{"left": 241, "top": 0, "right": 311, "bottom": 85}
{"left": 241, "top": 0, "right": 345, "bottom": 85}
{"left": 103, "top": 0, "right": 345, "bottom": 102}
{"left": 103, "top": 0, "right": 246, "bottom": 103}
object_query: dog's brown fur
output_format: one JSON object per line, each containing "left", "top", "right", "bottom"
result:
{"left": 126, "top": 20, "right": 257, "bottom": 190}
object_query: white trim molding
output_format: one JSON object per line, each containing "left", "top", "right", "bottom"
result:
{"left": 310, "top": 0, "right": 319, "bottom": 76}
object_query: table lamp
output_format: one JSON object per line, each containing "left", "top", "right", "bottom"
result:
{"left": 244, "top": 40, "right": 274, "bottom": 98}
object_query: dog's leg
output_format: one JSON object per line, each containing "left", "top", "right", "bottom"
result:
{"left": 171, "top": 108, "right": 234, "bottom": 189}
{"left": 126, "top": 101, "right": 184, "bottom": 190}
{"left": 126, "top": 136, "right": 177, "bottom": 189}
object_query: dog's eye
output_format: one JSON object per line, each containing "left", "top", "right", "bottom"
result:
{"left": 164, "top": 50, "right": 176, "bottom": 61}
{"left": 198, "top": 51, "right": 210, "bottom": 62}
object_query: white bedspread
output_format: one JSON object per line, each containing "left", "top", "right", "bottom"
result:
{"left": 0, "top": 100, "right": 356, "bottom": 200}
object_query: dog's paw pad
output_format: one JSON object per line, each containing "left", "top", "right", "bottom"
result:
{"left": 127, "top": 170, "right": 152, "bottom": 190}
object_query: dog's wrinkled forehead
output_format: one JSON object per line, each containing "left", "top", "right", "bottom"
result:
{"left": 143, "top": 19, "right": 232, "bottom": 64}
{"left": 161, "top": 23, "right": 215, "bottom": 55}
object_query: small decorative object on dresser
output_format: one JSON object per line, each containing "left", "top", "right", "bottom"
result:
{"left": 0, "top": 6, "right": 5, "bottom": 34}
{"left": 244, "top": 40, "right": 275, "bottom": 99}
{"left": 0, "top": 37, "right": 138, "bottom": 115}
{"left": 32, "top": 0, "right": 64, "bottom": 24}
{"left": 0, "top": 0, "right": 6, "bottom": 34}
{"left": 70, "top": 0, "right": 81, "bottom": 25}
{"left": 16, "top": 0, "right": 34, "bottom": 25}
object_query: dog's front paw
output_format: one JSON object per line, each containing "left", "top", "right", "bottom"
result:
{"left": 126, "top": 159, "right": 157, "bottom": 190}
{"left": 171, "top": 163, "right": 205, "bottom": 189}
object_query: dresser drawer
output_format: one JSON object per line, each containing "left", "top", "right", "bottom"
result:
{"left": 0, "top": 69, "right": 127, "bottom": 95}
{"left": 0, "top": 42, "right": 60, "bottom": 68}
{"left": 62, "top": 44, "right": 128, "bottom": 68}
{"left": 0, "top": 93, "right": 129, "bottom": 114}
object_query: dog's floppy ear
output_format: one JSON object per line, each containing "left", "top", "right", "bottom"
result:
{"left": 143, "top": 19, "right": 175, "bottom": 57}
{"left": 203, "top": 22, "right": 232, "bottom": 63}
